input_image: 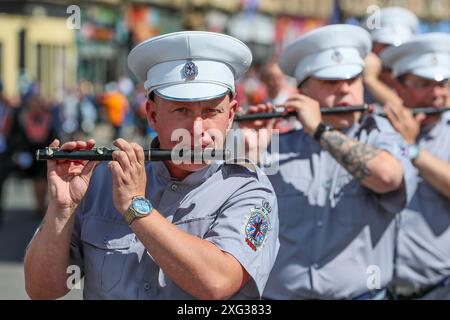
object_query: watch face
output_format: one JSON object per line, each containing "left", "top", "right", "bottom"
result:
{"left": 408, "top": 144, "right": 420, "bottom": 160}
{"left": 132, "top": 197, "right": 151, "bottom": 215}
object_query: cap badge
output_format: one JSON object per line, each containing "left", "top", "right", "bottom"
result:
{"left": 182, "top": 61, "right": 198, "bottom": 80}
{"left": 431, "top": 55, "right": 439, "bottom": 66}
{"left": 331, "top": 50, "right": 344, "bottom": 64}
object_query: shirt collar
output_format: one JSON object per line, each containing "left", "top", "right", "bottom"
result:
{"left": 149, "top": 160, "right": 222, "bottom": 186}
{"left": 419, "top": 118, "right": 447, "bottom": 141}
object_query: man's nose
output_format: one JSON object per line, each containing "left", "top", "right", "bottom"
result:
{"left": 431, "top": 84, "right": 447, "bottom": 98}
{"left": 189, "top": 116, "right": 205, "bottom": 137}
{"left": 336, "top": 80, "right": 351, "bottom": 94}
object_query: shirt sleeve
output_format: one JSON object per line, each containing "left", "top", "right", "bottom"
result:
{"left": 203, "top": 172, "right": 280, "bottom": 298}
{"left": 370, "top": 116, "right": 418, "bottom": 213}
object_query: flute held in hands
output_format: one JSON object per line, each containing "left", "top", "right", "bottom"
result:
{"left": 36, "top": 147, "right": 231, "bottom": 162}
{"left": 233, "top": 104, "right": 450, "bottom": 122}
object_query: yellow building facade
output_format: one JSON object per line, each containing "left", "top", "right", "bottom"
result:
{"left": 0, "top": 13, "right": 76, "bottom": 101}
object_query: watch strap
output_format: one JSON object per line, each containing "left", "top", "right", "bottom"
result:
{"left": 124, "top": 196, "right": 153, "bottom": 225}
{"left": 124, "top": 207, "right": 137, "bottom": 225}
{"left": 313, "top": 123, "right": 333, "bottom": 141}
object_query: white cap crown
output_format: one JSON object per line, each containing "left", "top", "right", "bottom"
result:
{"left": 366, "top": 7, "right": 419, "bottom": 46}
{"left": 279, "top": 24, "right": 372, "bottom": 85}
{"left": 381, "top": 33, "right": 450, "bottom": 81}
{"left": 128, "top": 31, "right": 252, "bottom": 101}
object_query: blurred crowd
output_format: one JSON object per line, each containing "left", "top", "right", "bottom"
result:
{"left": 0, "top": 77, "right": 146, "bottom": 224}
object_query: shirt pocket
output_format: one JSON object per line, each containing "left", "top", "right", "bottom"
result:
{"left": 416, "top": 181, "right": 450, "bottom": 230}
{"left": 332, "top": 173, "right": 367, "bottom": 227}
{"left": 81, "top": 217, "right": 134, "bottom": 293}
{"left": 418, "top": 179, "right": 440, "bottom": 199}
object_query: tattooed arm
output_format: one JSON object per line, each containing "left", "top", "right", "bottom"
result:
{"left": 320, "top": 130, "right": 404, "bottom": 193}
{"left": 283, "top": 93, "right": 404, "bottom": 193}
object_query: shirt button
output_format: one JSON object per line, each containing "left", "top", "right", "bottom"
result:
{"left": 171, "top": 184, "right": 178, "bottom": 191}
{"left": 312, "top": 263, "right": 319, "bottom": 269}
{"left": 323, "top": 180, "right": 331, "bottom": 189}
{"left": 316, "top": 221, "right": 323, "bottom": 228}
{"left": 143, "top": 283, "right": 151, "bottom": 291}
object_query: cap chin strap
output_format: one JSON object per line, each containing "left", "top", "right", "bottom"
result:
{"left": 153, "top": 89, "right": 232, "bottom": 102}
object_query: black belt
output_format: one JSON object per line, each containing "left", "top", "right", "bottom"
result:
{"left": 353, "top": 288, "right": 387, "bottom": 300}
{"left": 396, "top": 276, "right": 450, "bottom": 300}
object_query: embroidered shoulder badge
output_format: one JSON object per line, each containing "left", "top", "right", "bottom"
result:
{"left": 244, "top": 200, "right": 272, "bottom": 251}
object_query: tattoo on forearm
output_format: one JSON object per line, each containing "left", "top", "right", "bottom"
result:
{"left": 320, "top": 131, "right": 381, "bottom": 181}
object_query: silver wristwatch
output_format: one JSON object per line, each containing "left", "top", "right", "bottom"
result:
{"left": 406, "top": 143, "right": 421, "bottom": 161}
{"left": 124, "top": 196, "right": 153, "bottom": 225}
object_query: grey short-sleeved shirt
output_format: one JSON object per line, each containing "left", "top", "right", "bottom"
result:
{"left": 262, "top": 114, "right": 416, "bottom": 299}
{"left": 394, "top": 117, "right": 450, "bottom": 291}
{"left": 70, "top": 160, "right": 279, "bottom": 299}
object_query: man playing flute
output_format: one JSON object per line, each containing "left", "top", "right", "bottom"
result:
{"left": 381, "top": 32, "right": 450, "bottom": 299}
{"left": 24, "top": 31, "right": 279, "bottom": 300}
{"left": 239, "top": 24, "right": 417, "bottom": 300}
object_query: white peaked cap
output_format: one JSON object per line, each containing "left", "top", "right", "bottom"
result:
{"left": 128, "top": 31, "right": 252, "bottom": 101}
{"left": 279, "top": 24, "right": 372, "bottom": 85}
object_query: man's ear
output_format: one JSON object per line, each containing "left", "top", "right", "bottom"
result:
{"left": 146, "top": 99, "right": 157, "bottom": 129}
{"left": 392, "top": 78, "right": 405, "bottom": 97}
{"left": 228, "top": 99, "right": 238, "bottom": 131}
{"left": 297, "top": 78, "right": 308, "bottom": 94}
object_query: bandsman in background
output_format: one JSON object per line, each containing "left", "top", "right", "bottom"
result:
{"left": 363, "top": 7, "right": 419, "bottom": 106}
{"left": 381, "top": 32, "right": 450, "bottom": 300}
{"left": 239, "top": 24, "right": 417, "bottom": 300}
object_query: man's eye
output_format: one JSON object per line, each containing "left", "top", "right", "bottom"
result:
{"left": 174, "top": 108, "right": 188, "bottom": 113}
{"left": 204, "top": 109, "right": 219, "bottom": 115}
{"left": 349, "top": 77, "right": 358, "bottom": 84}
{"left": 323, "top": 80, "right": 337, "bottom": 86}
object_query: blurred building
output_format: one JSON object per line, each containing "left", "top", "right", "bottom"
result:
{"left": 76, "top": 2, "right": 126, "bottom": 92}
{"left": 339, "top": 0, "right": 450, "bottom": 32}
{"left": 0, "top": 0, "right": 78, "bottom": 101}
{"left": 128, "top": 0, "right": 333, "bottom": 64}
{"left": 340, "top": 0, "right": 450, "bottom": 22}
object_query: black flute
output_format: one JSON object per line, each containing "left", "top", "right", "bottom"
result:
{"left": 233, "top": 104, "right": 370, "bottom": 122}
{"left": 233, "top": 105, "right": 450, "bottom": 122}
{"left": 36, "top": 147, "right": 231, "bottom": 162}
{"left": 384, "top": 107, "right": 450, "bottom": 116}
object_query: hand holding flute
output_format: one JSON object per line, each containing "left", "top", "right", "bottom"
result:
{"left": 237, "top": 102, "right": 278, "bottom": 163}
{"left": 237, "top": 94, "right": 316, "bottom": 131}
{"left": 238, "top": 93, "right": 357, "bottom": 136}
{"left": 383, "top": 102, "right": 425, "bottom": 145}
{"left": 237, "top": 94, "right": 325, "bottom": 161}
{"left": 45, "top": 138, "right": 149, "bottom": 215}
{"left": 282, "top": 94, "right": 324, "bottom": 136}
{"left": 46, "top": 139, "right": 99, "bottom": 212}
